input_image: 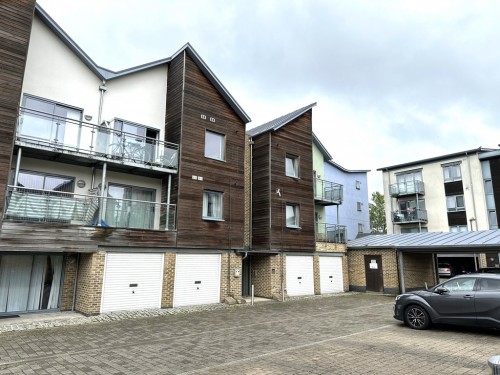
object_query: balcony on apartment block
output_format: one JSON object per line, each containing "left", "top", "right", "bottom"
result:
{"left": 4, "top": 186, "right": 176, "bottom": 231}
{"left": 389, "top": 180, "right": 425, "bottom": 197}
{"left": 314, "top": 178, "right": 343, "bottom": 205}
{"left": 15, "top": 107, "right": 179, "bottom": 176}
{"left": 315, "top": 223, "right": 347, "bottom": 243}
{"left": 392, "top": 208, "right": 428, "bottom": 225}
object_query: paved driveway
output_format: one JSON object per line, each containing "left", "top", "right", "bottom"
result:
{"left": 0, "top": 293, "right": 499, "bottom": 374}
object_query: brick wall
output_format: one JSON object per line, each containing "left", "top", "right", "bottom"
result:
{"left": 60, "top": 253, "right": 77, "bottom": 311}
{"left": 313, "top": 255, "right": 320, "bottom": 295}
{"left": 161, "top": 252, "right": 176, "bottom": 308}
{"left": 75, "top": 252, "right": 105, "bottom": 315}
{"left": 347, "top": 249, "right": 399, "bottom": 294}
{"left": 251, "top": 254, "right": 283, "bottom": 299}
{"left": 402, "top": 252, "right": 435, "bottom": 291}
{"left": 221, "top": 252, "right": 242, "bottom": 299}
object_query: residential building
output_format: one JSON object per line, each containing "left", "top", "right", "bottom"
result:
{"left": 312, "top": 134, "right": 370, "bottom": 241}
{"left": 0, "top": 2, "right": 249, "bottom": 315}
{"left": 246, "top": 104, "right": 348, "bottom": 300}
{"left": 378, "top": 147, "right": 500, "bottom": 270}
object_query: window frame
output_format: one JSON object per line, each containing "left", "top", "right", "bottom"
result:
{"left": 285, "top": 203, "right": 300, "bottom": 228}
{"left": 285, "top": 154, "right": 299, "bottom": 178}
{"left": 357, "top": 202, "right": 362, "bottom": 211}
{"left": 204, "top": 130, "right": 226, "bottom": 161}
{"left": 442, "top": 163, "right": 462, "bottom": 182}
{"left": 446, "top": 195, "right": 465, "bottom": 212}
{"left": 203, "top": 190, "right": 224, "bottom": 221}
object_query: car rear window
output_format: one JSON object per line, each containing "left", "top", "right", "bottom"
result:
{"left": 480, "top": 278, "right": 500, "bottom": 291}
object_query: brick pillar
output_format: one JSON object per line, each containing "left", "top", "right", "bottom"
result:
{"left": 161, "top": 252, "right": 176, "bottom": 308}
{"left": 60, "top": 253, "right": 78, "bottom": 311}
{"left": 75, "top": 252, "right": 105, "bottom": 315}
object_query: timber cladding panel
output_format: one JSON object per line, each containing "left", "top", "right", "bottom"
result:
{"left": 0, "top": 1, "right": 35, "bottom": 218}
{"left": 251, "top": 110, "right": 315, "bottom": 251}
{"left": 171, "top": 52, "right": 246, "bottom": 249}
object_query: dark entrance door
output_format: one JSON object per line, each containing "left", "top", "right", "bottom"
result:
{"left": 242, "top": 256, "right": 251, "bottom": 296}
{"left": 364, "top": 255, "right": 383, "bottom": 292}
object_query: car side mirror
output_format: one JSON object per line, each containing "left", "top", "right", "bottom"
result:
{"left": 435, "top": 287, "right": 448, "bottom": 294}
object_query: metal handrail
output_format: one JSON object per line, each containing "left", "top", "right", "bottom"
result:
{"left": 315, "top": 223, "right": 347, "bottom": 243}
{"left": 389, "top": 180, "right": 425, "bottom": 197}
{"left": 314, "top": 178, "right": 343, "bottom": 203}
{"left": 17, "top": 107, "right": 179, "bottom": 170}
{"left": 4, "top": 185, "right": 176, "bottom": 230}
{"left": 391, "top": 208, "right": 428, "bottom": 224}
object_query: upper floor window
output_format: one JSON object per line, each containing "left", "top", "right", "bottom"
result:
{"left": 108, "top": 119, "right": 159, "bottom": 163}
{"left": 203, "top": 190, "right": 223, "bottom": 220}
{"left": 449, "top": 225, "right": 468, "bottom": 232}
{"left": 16, "top": 170, "right": 75, "bottom": 194}
{"left": 446, "top": 195, "right": 465, "bottom": 211}
{"left": 357, "top": 202, "right": 363, "bottom": 211}
{"left": 20, "top": 95, "right": 82, "bottom": 147}
{"left": 443, "top": 164, "right": 462, "bottom": 182}
{"left": 286, "top": 154, "right": 299, "bottom": 178}
{"left": 286, "top": 203, "right": 299, "bottom": 228}
{"left": 355, "top": 180, "right": 361, "bottom": 190}
{"left": 358, "top": 223, "right": 364, "bottom": 233}
{"left": 396, "top": 170, "right": 422, "bottom": 184}
{"left": 205, "top": 130, "right": 225, "bottom": 161}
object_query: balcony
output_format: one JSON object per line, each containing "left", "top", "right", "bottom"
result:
{"left": 314, "top": 178, "right": 343, "bottom": 205}
{"left": 389, "top": 180, "right": 425, "bottom": 197}
{"left": 4, "top": 186, "right": 176, "bottom": 231}
{"left": 392, "top": 208, "right": 427, "bottom": 225}
{"left": 16, "top": 108, "right": 179, "bottom": 175}
{"left": 315, "top": 223, "right": 347, "bottom": 243}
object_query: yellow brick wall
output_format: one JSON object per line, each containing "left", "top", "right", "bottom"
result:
{"left": 402, "top": 252, "right": 436, "bottom": 290}
{"left": 75, "top": 252, "right": 105, "bottom": 315}
{"left": 221, "top": 252, "right": 243, "bottom": 299}
{"left": 161, "top": 252, "right": 176, "bottom": 308}
{"left": 347, "top": 249, "right": 399, "bottom": 294}
{"left": 60, "top": 253, "right": 78, "bottom": 311}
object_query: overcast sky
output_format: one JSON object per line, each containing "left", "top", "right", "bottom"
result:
{"left": 37, "top": 0, "right": 500, "bottom": 195}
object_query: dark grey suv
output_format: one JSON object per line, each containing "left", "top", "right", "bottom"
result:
{"left": 394, "top": 274, "right": 500, "bottom": 330}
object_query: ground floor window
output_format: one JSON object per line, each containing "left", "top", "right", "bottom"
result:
{"left": 0, "top": 254, "right": 63, "bottom": 313}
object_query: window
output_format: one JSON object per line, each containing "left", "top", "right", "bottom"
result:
{"left": 106, "top": 184, "right": 156, "bottom": 229}
{"left": 16, "top": 170, "right": 75, "bottom": 193}
{"left": 441, "top": 277, "right": 476, "bottom": 293}
{"left": 401, "top": 227, "right": 428, "bottom": 233}
{"left": 203, "top": 190, "right": 223, "bottom": 220}
{"left": 20, "top": 95, "right": 82, "bottom": 148}
{"left": 449, "top": 225, "right": 468, "bottom": 232}
{"left": 286, "top": 155, "right": 299, "bottom": 177}
{"left": 443, "top": 163, "right": 462, "bottom": 182}
{"left": 446, "top": 195, "right": 465, "bottom": 211}
{"left": 355, "top": 180, "right": 361, "bottom": 190}
{"left": 108, "top": 119, "right": 159, "bottom": 163}
{"left": 358, "top": 223, "right": 364, "bottom": 233}
{"left": 286, "top": 204, "right": 299, "bottom": 228}
{"left": 395, "top": 170, "right": 423, "bottom": 195}
{"left": 479, "top": 278, "right": 500, "bottom": 291}
{"left": 357, "top": 202, "right": 362, "bottom": 211}
{"left": 205, "top": 130, "right": 225, "bottom": 161}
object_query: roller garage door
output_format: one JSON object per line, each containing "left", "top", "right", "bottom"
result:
{"left": 173, "top": 254, "right": 221, "bottom": 307}
{"left": 286, "top": 255, "right": 314, "bottom": 296}
{"left": 101, "top": 253, "right": 164, "bottom": 313}
{"left": 319, "top": 256, "right": 343, "bottom": 294}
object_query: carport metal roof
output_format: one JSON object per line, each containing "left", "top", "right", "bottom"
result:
{"left": 347, "top": 230, "right": 500, "bottom": 252}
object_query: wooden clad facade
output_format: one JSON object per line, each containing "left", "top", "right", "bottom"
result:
{"left": 166, "top": 52, "right": 247, "bottom": 250}
{"left": 251, "top": 110, "right": 316, "bottom": 252}
{"left": 0, "top": 0, "right": 35, "bottom": 220}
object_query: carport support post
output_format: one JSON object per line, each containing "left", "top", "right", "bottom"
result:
{"left": 397, "top": 249, "right": 406, "bottom": 293}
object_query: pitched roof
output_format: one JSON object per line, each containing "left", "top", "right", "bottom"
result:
{"left": 247, "top": 103, "right": 317, "bottom": 137}
{"left": 34, "top": 4, "right": 250, "bottom": 123}
{"left": 347, "top": 230, "right": 500, "bottom": 252}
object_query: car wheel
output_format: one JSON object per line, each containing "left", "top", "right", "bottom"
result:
{"left": 404, "top": 305, "right": 430, "bottom": 330}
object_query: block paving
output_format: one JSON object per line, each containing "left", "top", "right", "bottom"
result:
{"left": 0, "top": 293, "right": 499, "bottom": 374}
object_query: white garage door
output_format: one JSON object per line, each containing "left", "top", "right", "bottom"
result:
{"left": 173, "top": 254, "right": 221, "bottom": 307}
{"left": 101, "top": 253, "right": 164, "bottom": 313}
{"left": 286, "top": 255, "right": 314, "bottom": 296}
{"left": 319, "top": 256, "right": 343, "bottom": 294}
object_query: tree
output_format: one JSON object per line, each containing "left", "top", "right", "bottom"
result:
{"left": 369, "top": 191, "right": 386, "bottom": 233}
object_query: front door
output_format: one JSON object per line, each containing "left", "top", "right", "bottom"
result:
{"left": 364, "top": 255, "right": 383, "bottom": 292}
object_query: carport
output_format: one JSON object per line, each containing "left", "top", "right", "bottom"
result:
{"left": 347, "top": 230, "right": 500, "bottom": 294}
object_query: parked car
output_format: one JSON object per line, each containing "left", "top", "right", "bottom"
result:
{"left": 477, "top": 267, "right": 500, "bottom": 274}
{"left": 394, "top": 273, "right": 500, "bottom": 330}
{"left": 438, "top": 262, "right": 452, "bottom": 277}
